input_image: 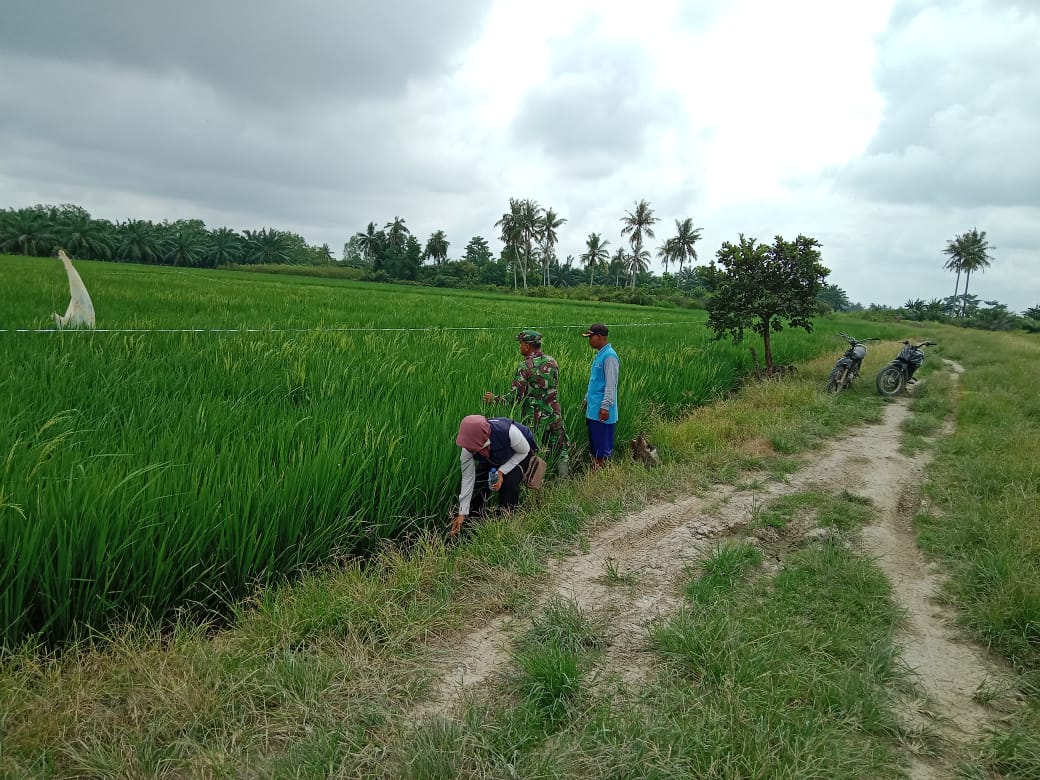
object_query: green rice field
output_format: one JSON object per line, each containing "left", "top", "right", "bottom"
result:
{"left": 1, "top": 255, "right": 836, "bottom": 647}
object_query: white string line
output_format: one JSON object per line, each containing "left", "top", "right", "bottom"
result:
{"left": 0, "top": 322, "right": 687, "bottom": 335}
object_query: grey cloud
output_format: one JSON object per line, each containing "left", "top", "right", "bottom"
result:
{"left": 510, "top": 36, "right": 683, "bottom": 178}
{"left": 4, "top": 0, "right": 492, "bottom": 106}
{"left": 834, "top": 0, "right": 1040, "bottom": 208}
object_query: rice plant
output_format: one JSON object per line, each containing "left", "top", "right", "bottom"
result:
{"left": 0, "top": 255, "right": 851, "bottom": 646}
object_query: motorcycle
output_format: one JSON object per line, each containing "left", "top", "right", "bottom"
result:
{"left": 826, "top": 333, "right": 874, "bottom": 393}
{"left": 875, "top": 339, "right": 937, "bottom": 396}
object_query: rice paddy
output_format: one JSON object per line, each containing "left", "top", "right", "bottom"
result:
{"left": 1, "top": 255, "right": 832, "bottom": 647}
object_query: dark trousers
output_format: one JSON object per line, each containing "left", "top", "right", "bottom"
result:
{"left": 470, "top": 454, "right": 532, "bottom": 517}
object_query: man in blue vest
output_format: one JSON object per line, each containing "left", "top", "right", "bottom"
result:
{"left": 581, "top": 323, "right": 620, "bottom": 468}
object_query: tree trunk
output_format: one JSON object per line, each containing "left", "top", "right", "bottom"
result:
{"left": 962, "top": 269, "right": 972, "bottom": 317}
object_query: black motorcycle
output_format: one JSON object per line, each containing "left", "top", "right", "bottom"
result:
{"left": 875, "top": 339, "right": 937, "bottom": 396}
{"left": 826, "top": 333, "right": 874, "bottom": 393}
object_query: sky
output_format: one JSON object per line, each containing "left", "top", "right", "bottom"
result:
{"left": 1, "top": 0, "right": 1038, "bottom": 311}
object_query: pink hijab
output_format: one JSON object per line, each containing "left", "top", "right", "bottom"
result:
{"left": 456, "top": 415, "right": 491, "bottom": 456}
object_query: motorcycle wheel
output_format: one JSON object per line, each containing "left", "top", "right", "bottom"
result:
{"left": 827, "top": 366, "right": 848, "bottom": 393}
{"left": 876, "top": 366, "right": 905, "bottom": 396}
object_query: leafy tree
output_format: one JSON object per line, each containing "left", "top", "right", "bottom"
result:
{"left": 620, "top": 199, "right": 659, "bottom": 288}
{"left": 341, "top": 235, "right": 369, "bottom": 268}
{"left": 580, "top": 233, "right": 610, "bottom": 286}
{"left": 1023, "top": 305, "right": 1040, "bottom": 320}
{"left": 706, "top": 234, "right": 829, "bottom": 374}
{"left": 423, "top": 229, "right": 449, "bottom": 265}
{"left": 462, "top": 235, "right": 492, "bottom": 266}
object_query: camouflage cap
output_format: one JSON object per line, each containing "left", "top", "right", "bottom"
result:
{"left": 515, "top": 328, "right": 542, "bottom": 344}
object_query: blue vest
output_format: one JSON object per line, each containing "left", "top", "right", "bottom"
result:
{"left": 476, "top": 418, "right": 537, "bottom": 466}
{"left": 586, "top": 344, "right": 619, "bottom": 424}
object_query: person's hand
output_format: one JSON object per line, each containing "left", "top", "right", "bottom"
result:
{"left": 449, "top": 514, "right": 465, "bottom": 536}
{"left": 581, "top": 399, "right": 588, "bottom": 411}
{"left": 491, "top": 471, "right": 504, "bottom": 491}
{"left": 598, "top": 407, "right": 609, "bottom": 422}
{"left": 483, "top": 392, "right": 494, "bottom": 403}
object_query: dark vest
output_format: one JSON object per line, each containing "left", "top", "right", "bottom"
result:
{"left": 477, "top": 418, "right": 538, "bottom": 466}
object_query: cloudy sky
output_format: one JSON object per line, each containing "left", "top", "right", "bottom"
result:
{"left": 2, "top": 0, "right": 1037, "bottom": 311}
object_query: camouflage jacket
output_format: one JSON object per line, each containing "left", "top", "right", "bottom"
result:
{"left": 490, "top": 350, "right": 565, "bottom": 429}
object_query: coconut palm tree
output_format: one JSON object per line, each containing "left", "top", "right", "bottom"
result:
{"left": 355, "top": 222, "right": 383, "bottom": 264}
{"left": 423, "top": 230, "right": 450, "bottom": 265}
{"left": 495, "top": 199, "right": 524, "bottom": 289}
{"left": 620, "top": 199, "right": 659, "bottom": 288}
{"left": 656, "top": 238, "right": 675, "bottom": 276}
{"left": 609, "top": 247, "right": 628, "bottom": 287}
{"left": 958, "top": 229, "right": 993, "bottom": 317}
{"left": 669, "top": 217, "right": 703, "bottom": 275}
{"left": 580, "top": 233, "right": 610, "bottom": 286}
{"left": 943, "top": 228, "right": 994, "bottom": 317}
{"left": 538, "top": 207, "right": 566, "bottom": 285}
{"left": 496, "top": 198, "right": 542, "bottom": 290}
{"left": 628, "top": 247, "right": 651, "bottom": 283}
{"left": 384, "top": 217, "right": 410, "bottom": 252}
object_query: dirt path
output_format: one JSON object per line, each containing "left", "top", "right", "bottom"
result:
{"left": 419, "top": 363, "right": 1012, "bottom": 774}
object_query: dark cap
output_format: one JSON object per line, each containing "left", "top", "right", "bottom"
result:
{"left": 515, "top": 328, "right": 542, "bottom": 344}
{"left": 581, "top": 323, "right": 608, "bottom": 337}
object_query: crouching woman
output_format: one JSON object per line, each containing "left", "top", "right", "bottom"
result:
{"left": 450, "top": 414, "right": 537, "bottom": 536}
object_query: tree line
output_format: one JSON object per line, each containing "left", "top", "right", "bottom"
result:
{"left": 4, "top": 201, "right": 1033, "bottom": 329}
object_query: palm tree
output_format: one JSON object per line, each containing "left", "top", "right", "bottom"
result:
{"left": 58, "top": 215, "right": 112, "bottom": 260}
{"left": 669, "top": 218, "right": 703, "bottom": 275}
{"left": 943, "top": 228, "right": 994, "bottom": 317}
{"left": 580, "top": 233, "right": 610, "bottom": 286}
{"left": 538, "top": 207, "right": 566, "bottom": 285}
{"left": 384, "top": 217, "right": 410, "bottom": 252}
{"left": 958, "top": 229, "right": 993, "bottom": 316}
{"left": 495, "top": 198, "right": 542, "bottom": 290}
{"left": 243, "top": 228, "right": 291, "bottom": 265}
{"left": 628, "top": 247, "right": 651, "bottom": 283}
{"left": 656, "top": 238, "right": 675, "bottom": 276}
{"left": 207, "top": 227, "right": 244, "bottom": 267}
{"left": 423, "top": 230, "right": 449, "bottom": 265}
{"left": 115, "top": 219, "right": 162, "bottom": 264}
{"left": 620, "top": 199, "right": 659, "bottom": 288}
{"left": 355, "top": 222, "right": 383, "bottom": 264}
{"left": 164, "top": 229, "right": 205, "bottom": 267}
{"left": 494, "top": 199, "right": 524, "bottom": 289}
{"left": 609, "top": 247, "right": 628, "bottom": 287}
{"left": 0, "top": 208, "right": 57, "bottom": 256}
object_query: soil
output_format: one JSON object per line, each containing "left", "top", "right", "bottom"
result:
{"left": 418, "top": 360, "right": 1014, "bottom": 775}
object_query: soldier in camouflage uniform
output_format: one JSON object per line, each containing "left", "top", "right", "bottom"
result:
{"left": 484, "top": 329, "right": 570, "bottom": 476}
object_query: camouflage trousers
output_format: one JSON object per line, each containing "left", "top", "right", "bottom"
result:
{"left": 529, "top": 413, "right": 570, "bottom": 467}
